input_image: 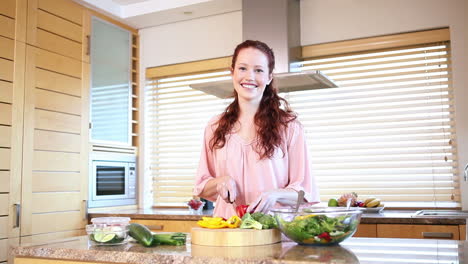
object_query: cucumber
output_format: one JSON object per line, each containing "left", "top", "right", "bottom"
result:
{"left": 128, "top": 223, "right": 153, "bottom": 247}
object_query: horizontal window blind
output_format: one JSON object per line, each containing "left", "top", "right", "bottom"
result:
{"left": 293, "top": 42, "right": 459, "bottom": 207}
{"left": 146, "top": 71, "right": 231, "bottom": 206}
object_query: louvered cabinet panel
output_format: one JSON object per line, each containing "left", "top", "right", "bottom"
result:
{"left": 0, "top": 14, "right": 15, "bottom": 40}
{"left": 20, "top": 45, "right": 88, "bottom": 239}
{"left": 0, "top": 60, "right": 13, "bottom": 83}
{"left": 0, "top": 5, "right": 26, "bottom": 264}
{"left": 0, "top": 37, "right": 14, "bottom": 60}
{"left": 0, "top": 172, "right": 9, "bottom": 193}
{"left": 27, "top": 0, "right": 85, "bottom": 61}
{"left": 0, "top": 0, "right": 27, "bottom": 41}
{"left": 0, "top": 194, "right": 10, "bottom": 262}
{"left": 0, "top": 238, "right": 6, "bottom": 262}
{"left": 0, "top": 149, "right": 10, "bottom": 170}
{"left": 0, "top": 82, "right": 13, "bottom": 104}
{"left": 0, "top": 0, "right": 16, "bottom": 19}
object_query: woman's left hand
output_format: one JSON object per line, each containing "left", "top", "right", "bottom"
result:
{"left": 247, "top": 189, "right": 299, "bottom": 213}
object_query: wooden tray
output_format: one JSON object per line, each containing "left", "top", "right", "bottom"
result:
{"left": 191, "top": 227, "right": 281, "bottom": 247}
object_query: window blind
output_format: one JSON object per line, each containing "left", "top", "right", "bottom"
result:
{"left": 146, "top": 71, "right": 232, "bottom": 206}
{"left": 146, "top": 37, "right": 458, "bottom": 208}
{"left": 293, "top": 42, "right": 459, "bottom": 207}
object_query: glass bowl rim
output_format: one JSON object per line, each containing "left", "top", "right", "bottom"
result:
{"left": 270, "top": 207, "right": 363, "bottom": 215}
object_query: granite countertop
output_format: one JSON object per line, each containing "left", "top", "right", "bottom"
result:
{"left": 88, "top": 208, "right": 467, "bottom": 225}
{"left": 11, "top": 235, "right": 467, "bottom": 263}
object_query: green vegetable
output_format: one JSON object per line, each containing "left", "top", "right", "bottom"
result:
{"left": 248, "top": 212, "right": 278, "bottom": 229}
{"left": 89, "top": 233, "right": 125, "bottom": 244}
{"left": 328, "top": 198, "right": 338, "bottom": 207}
{"left": 240, "top": 213, "right": 263, "bottom": 230}
{"left": 151, "top": 232, "right": 187, "bottom": 246}
{"left": 128, "top": 223, "right": 153, "bottom": 247}
{"left": 250, "top": 212, "right": 264, "bottom": 221}
{"left": 278, "top": 214, "right": 357, "bottom": 244}
{"left": 258, "top": 214, "right": 278, "bottom": 229}
{"left": 94, "top": 232, "right": 115, "bottom": 243}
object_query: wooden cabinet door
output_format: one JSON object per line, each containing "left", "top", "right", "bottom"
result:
{"left": 0, "top": 2, "right": 27, "bottom": 263}
{"left": 26, "top": 0, "right": 89, "bottom": 62}
{"left": 20, "top": 45, "right": 89, "bottom": 243}
{"left": 460, "top": 225, "right": 466, "bottom": 240}
{"left": 130, "top": 219, "right": 199, "bottom": 233}
{"left": 354, "top": 224, "right": 377, "bottom": 237}
{"left": 377, "top": 224, "right": 460, "bottom": 240}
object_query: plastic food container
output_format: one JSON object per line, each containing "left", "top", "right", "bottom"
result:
{"left": 271, "top": 208, "right": 362, "bottom": 246}
{"left": 86, "top": 217, "right": 130, "bottom": 246}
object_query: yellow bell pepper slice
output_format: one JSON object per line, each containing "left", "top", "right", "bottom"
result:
{"left": 226, "top": 215, "right": 241, "bottom": 228}
{"left": 197, "top": 217, "right": 228, "bottom": 229}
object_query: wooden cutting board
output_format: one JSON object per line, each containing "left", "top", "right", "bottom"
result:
{"left": 191, "top": 227, "right": 281, "bottom": 246}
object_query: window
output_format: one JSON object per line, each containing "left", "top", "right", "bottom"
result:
{"left": 145, "top": 58, "right": 232, "bottom": 206}
{"left": 146, "top": 29, "right": 458, "bottom": 208}
{"left": 293, "top": 42, "right": 458, "bottom": 208}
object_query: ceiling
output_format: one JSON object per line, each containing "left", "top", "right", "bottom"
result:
{"left": 77, "top": 0, "right": 241, "bottom": 29}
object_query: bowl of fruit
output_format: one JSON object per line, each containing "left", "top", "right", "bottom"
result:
{"left": 272, "top": 207, "right": 362, "bottom": 246}
{"left": 187, "top": 199, "right": 205, "bottom": 215}
{"left": 328, "top": 192, "right": 384, "bottom": 213}
{"left": 86, "top": 217, "right": 130, "bottom": 246}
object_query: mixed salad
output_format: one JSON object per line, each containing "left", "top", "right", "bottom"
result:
{"left": 277, "top": 214, "right": 359, "bottom": 245}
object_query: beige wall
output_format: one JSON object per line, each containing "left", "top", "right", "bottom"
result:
{"left": 139, "top": 11, "right": 242, "bottom": 68}
{"left": 139, "top": 0, "right": 468, "bottom": 209}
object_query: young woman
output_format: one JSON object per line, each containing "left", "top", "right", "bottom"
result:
{"left": 193, "top": 40, "right": 319, "bottom": 218}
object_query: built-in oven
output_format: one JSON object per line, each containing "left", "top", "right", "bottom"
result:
{"left": 89, "top": 152, "right": 136, "bottom": 208}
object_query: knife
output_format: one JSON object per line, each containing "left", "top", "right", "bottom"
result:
{"left": 227, "top": 190, "right": 238, "bottom": 209}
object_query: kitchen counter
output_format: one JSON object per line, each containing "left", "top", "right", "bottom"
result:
{"left": 11, "top": 235, "right": 467, "bottom": 263}
{"left": 88, "top": 208, "right": 467, "bottom": 225}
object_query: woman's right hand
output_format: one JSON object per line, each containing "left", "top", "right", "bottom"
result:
{"left": 216, "top": 176, "right": 237, "bottom": 203}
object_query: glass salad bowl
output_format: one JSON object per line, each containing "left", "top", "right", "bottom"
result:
{"left": 271, "top": 208, "right": 362, "bottom": 246}
{"left": 86, "top": 217, "right": 130, "bottom": 246}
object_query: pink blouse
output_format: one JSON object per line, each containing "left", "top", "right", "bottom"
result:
{"left": 193, "top": 115, "right": 320, "bottom": 219}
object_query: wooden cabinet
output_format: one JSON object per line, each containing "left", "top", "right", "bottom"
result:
{"left": 19, "top": 0, "right": 90, "bottom": 245}
{"left": 0, "top": 0, "right": 27, "bottom": 262}
{"left": 130, "top": 219, "right": 199, "bottom": 233}
{"left": 377, "top": 224, "right": 460, "bottom": 240}
{"left": 460, "top": 225, "right": 466, "bottom": 240}
{"left": 1, "top": 0, "right": 91, "bottom": 260}
{"left": 354, "top": 224, "right": 377, "bottom": 237}
{"left": 1, "top": 0, "right": 139, "bottom": 262}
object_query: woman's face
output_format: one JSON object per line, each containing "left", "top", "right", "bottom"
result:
{"left": 232, "top": 47, "right": 272, "bottom": 103}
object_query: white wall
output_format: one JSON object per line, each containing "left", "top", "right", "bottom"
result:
{"left": 301, "top": 0, "right": 468, "bottom": 209}
{"left": 139, "top": 0, "right": 468, "bottom": 208}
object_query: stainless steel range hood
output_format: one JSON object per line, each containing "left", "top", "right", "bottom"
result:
{"left": 190, "top": 0, "right": 337, "bottom": 99}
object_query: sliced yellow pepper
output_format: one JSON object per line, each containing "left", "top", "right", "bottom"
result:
{"left": 197, "top": 216, "right": 228, "bottom": 229}
{"left": 226, "top": 215, "right": 241, "bottom": 228}
{"left": 295, "top": 214, "right": 316, "bottom": 221}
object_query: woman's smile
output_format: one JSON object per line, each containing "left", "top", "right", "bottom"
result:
{"left": 241, "top": 83, "right": 258, "bottom": 90}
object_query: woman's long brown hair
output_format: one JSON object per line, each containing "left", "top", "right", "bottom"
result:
{"left": 209, "top": 40, "right": 297, "bottom": 159}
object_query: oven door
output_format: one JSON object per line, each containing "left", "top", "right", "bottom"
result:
{"left": 92, "top": 161, "right": 130, "bottom": 201}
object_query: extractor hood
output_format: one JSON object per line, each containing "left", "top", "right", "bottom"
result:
{"left": 190, "top": 0, "right": 337, "bottom": 98}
